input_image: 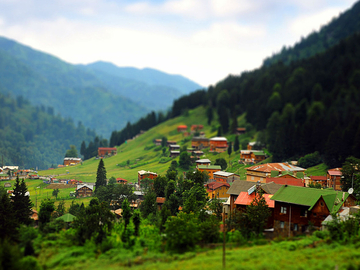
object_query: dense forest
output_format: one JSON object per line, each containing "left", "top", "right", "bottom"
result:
{"left": 0, "top": 93, "right": 96, "bottom": 169}
{"left": 263, "top": 0, "right": 360, "bottom": 66}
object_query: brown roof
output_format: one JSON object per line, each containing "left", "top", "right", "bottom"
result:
{"left": 261, "top": 182, "right": 284, "bottom": 194}
{"left": 226, "top": 180, "right": 257, "bottom": 195}
{"left": 206, "top": 182, "right": 230, "bottom": 190}
{"left": 247, "top": 163, "right": 305, "bottom": 173}
{"left": 328, "top": 168, "right": 342, "bottom": 176}
{"left": 156, "top": 197, "right": 166, "bottom": 204}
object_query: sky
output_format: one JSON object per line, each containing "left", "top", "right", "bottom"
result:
{"left": 0, "top": 0, "right": 358, "bottom": 87}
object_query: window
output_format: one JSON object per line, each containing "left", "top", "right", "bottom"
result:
{"left": 313, "top": 212, "right": 317, "bottom": 217}
{"left": 280, "top": 206, "right": 287, "bottom": 214}
{"left": 300, "top": 209, "right": 307, "bottom": 217}
{"left": 320, "top": 201, "right": 324, "bottom": 207}
{"left": 280, "top": 221, "right": 284, "bottom": 229}
{"left": 294, "top": 224, "right": 298, "bottom": 231}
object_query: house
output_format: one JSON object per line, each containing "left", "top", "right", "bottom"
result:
{"left": 154, "top": 139, "right": 162, "bottom": 146}
{"left": 167, "top": 141, "right": 177, "bottom": 147}
{"left": 138, "top": 170, "right": 158, "bottom": 186}
{"left": 170, "top": 151, "right": 180, "bottom": 157}
{"left": 191, "top": 137, "right": 210, "bottom": 149}
{"left": 198, "top": 165, "right": 221, "bottom": 180}
{"left": 327, "top": 168, "right": 342, "bottom": 190}
{"left": 247, "top": 142, "right": 257, "bottom": 150}
{"left": 98, "top": 147, "right": 117, "bottom": 157}
{"left": 226, "top": 180, "right": 283, "bottom": 213}
{"left": 209, "top": 137, "right": 228, "bottom": 152}
{"left": 310, "top": 176, "right": 327, "bottom": 187}
{"left": 193, "top": 150, "right": 204, "bottom": 158}
{"left": 270, "top": 185, "right": 356, "bottom": 237}
{"left": 76, "top": 183, "right": 94, "bottom": 198}
{"left": 246, "top": 163, "right": 305, "bottom": 183}
{"left": 205, "top": 182, "right": 230, "bottom": 199}
{"left": 4, "top": 183, "right": 11, "bottom": 188}
{"left": 234, "top": 192, "right": 275, "bottom": 228}
{"left": 240, "top": 150, "right": 266, "bottom": 164}
{"left": 169, "top": 144, "right": 180, "bottom": 151}
{"left": 177, "top": 125, "right": 188, "bottom": 132}
{"left": 116, "top": 178, "right": 128, "bottom": 184}
{"left": 265, "top": 173, "right": 305, "bottom": 187}
{"left": 235, "top": 127, "right": 246, "bottom": 135}
{"left": 63, "top": 157, "right": 82, "bottom": 166}
{"left": 156, "top": 197, "right": 166, "bottom": 210}
{"left": 195, "top": 159, "right": 211, "bottom": 168}
{"left": 213, "top": 171, "right": 240, "bottom": 183}
{"left": 68, "top": 179, "right": 83, "bottom": 185}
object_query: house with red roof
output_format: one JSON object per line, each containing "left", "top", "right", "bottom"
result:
{"left": 209, "top": 137, "right": 228, "bottom": 152}
{"left": 205, "top": 182, "right": 230, "bottom": 199}
{"left": 246, "top": 163, "right": 305, "bottom": 183}
{"left": 327, "top": 168, "right": 342, "bottom": 190}
{"left": 309, "top": 176, "right": 327, "bottom": 188}
{"left": 265, "top": 173, "right": 305, "bottom": 187}
{"left": 177, "top": 125, "right": 188, "bottom": 132}
{"left": 156, "top": 197, "right": 166, "bottom": 210}
{"left": 116, "top": 178, "right": 128, "bottom": 184}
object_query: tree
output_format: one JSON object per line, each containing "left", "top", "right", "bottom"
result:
{"left": 179, "top": 152, "right": 191, "bottom": 170}
{"left": 122, "top": 198, "right": 132, "bottom": 229}
{"left": 38, "top": 199, "right": 55, "bottom": 231}
{"left": 0, "top": 193, "right": 19, "bottom": 241}
{"left": 206, "top": 106, "right": 213, "bottom": 125}
{"left": 54, "top": 199, "right": 66, "bottom": 218}
{"left": 73, "top": 198, "right": 115, "bottom": 244}
{"left": 234, "top": 136, "right": 240, "bottom": 152}
{"left": 140, "top": 191, "right": 157, "bottom": 219}
{"left": 244, "top": 193, "right": 271, "bottom": 237}
{"left": 228, "top": 142, "right": 232, "bottom": 157}
{"left": 165, "top": 212, "right": 199, "bottom": 253}
{"left": 95, "top": 159, "right": 107, "bottom": 193}
{"left": 341, "top": 157, "right": 360, "bottom": 197}
{"left": 183, "top": 184, "right": 208, "bottom": 214}
{"left": 12, "top": 177, "right": 32, "bottom": 225}
{"left": 65, "top": 145, "right": 78, "bottom": 158}
{"left": 215, "top": 158, "right": 227, "bottom": 170}
{"left": 52, "top": 188, "right": 60, "bottom": 200}
{"left": 80, "top": 141, "right": 86, "bottom": 158}
{"left": 132, "top": 210, "right": 141, "bottom": 236}
{"left": 154, "top": 175, "right": 167, "bottom": 197}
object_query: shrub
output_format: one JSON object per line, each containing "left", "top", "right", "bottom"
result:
{"left": 298, "top": 151, "right": 322, "bottom": 168}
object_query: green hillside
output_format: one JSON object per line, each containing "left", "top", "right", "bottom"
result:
{"left": 38, "top": 106, "right": 257, "bottom": 182}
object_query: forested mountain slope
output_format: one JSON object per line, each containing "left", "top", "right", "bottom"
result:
{"left": 263, "top": 0, "right": 360, "bottom": 66}
{"left": 0, "top": 93, "right": 96, "bottom": 169}
{"left": 164, "top": 33, "right": 360, "bottom": 168}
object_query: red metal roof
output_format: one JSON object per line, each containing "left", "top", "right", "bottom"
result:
{"left": 247, "top": 163, "right": 305, "bottom": 173}
{"left": 265, "top": 177, "right": 304, "bottom": 187}
{"left": 206, "top": 182, "right": 230, "bottom": 190}
{"left": 234, "top": 192, "right": 274, "bottom": 208}
{"left": 116, "top": 178, "right": 128, "bottom": 182}
{"left": 98, "top": 147, "right": 117, "bottom": 150}
{"left": 328, "top": 168, "right": 342, "bottom": 176}
{"left": 177, "top": 125, "right": 187, "bottom": 128}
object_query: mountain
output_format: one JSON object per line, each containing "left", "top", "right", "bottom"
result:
{"left": 0, "top": 37, "right": 202, "bottom": 137}
{"left": 0, "top": 93, "right": 97, "bottom": 169}
{"left": 263, "top": 0, "right": 360, "bottom": 66}
{"left": 85, "top": 61, "right": 202, "bottom": 95}
{"left": 79, "top": 62, "right": 196, "bottom": 112}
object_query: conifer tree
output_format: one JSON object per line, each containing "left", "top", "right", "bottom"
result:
{"left": 0, "top": 193, "right": 19, "bottom": 241}
{"left": 234, "top": 136, "right": 240, "bottom": 152}
{"left": 12, "top": 176, "right": 32, "bottom": 225}
{"left": 95, "top": 159, "right": 107, "bottom": 193}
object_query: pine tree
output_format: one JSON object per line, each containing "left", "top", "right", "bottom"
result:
{"left": 0, "top": 193, "right": 19, "bottom": 241}
{"left": 95, "top": 159, "right": 107, "bottom": 193}
{"left": 234, "top": 136, "right": 240, "bottom": 152}
{"left": 228, "top": 142, "right": 232, "bottom": 157}
{"left": 12, "top": 177, "right": 32, "bottom": 225}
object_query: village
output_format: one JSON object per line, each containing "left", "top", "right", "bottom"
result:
{"left": 1, "top": 123, "right": 357, "bottom": 240}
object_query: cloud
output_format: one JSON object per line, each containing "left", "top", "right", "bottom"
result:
{"left": 289, "top": 7, "right": 343, "bottom": 38}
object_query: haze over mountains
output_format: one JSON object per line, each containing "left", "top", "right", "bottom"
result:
{"left": 0, "top": 37, "right": 202, "bottom": 137}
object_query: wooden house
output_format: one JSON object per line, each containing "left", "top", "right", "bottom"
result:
{"left": 138, "top": 170, "right": 158, "bottom": 186}
{"left": 198, "top": 165, "right": 221, "bottom": 180}
{"left": 156, "top": 197, "right": 166, "bottom": 210}
{"left": 246, "top": 163, "right": 305, "bottom": 183}
{"left": 309, "top": 176, "right": 327, "bottom": 187}
{"left": 235, "top": 127, "right": 246, "bottom": 135}
{"left": 98, "top": 147, "right": 117, "bottom": 157}
{"left": 76, "top": 184, "right": 94, "bottom": 198}
{"left": 247, "top": 142, "right": 257, "bottom": 150}
{"left": 327, "top": 168, "right": 342, "bottom": 190}
{"left": 116, "top": 178, "right": 128, "bottom": 184}
{"left": 265, "top": 173, "right": 305, "bottom": 187}
{"left": 170, "top": 151, "right": 180, "bottom": 157}
{"left": 205, "top": 182, "right": 230, "bottom": 199}
{"left": 240, "top": 150, "right": 266, "bottom": 164}
{"left": 169, "top": 144, "right": 180, "bottom": 151}
{"left": 213, "top": 171, "right": 240, "bottom": 183}
{"left": 167, "top": 141, "right": 177, "bottom": 146}
{"left": 195, "top": 159, "right": 211, "bottom": 168}
{"left": 64, "top": 157, "right": 82, "bottom": 166}
{"left": 191, "top": 137, "right": 210, "bottom": 150}
{"left": 177, "top": 125, "right": 188, "bottom": 132}
{"left": 270, "top": 185, "right": 356, "bottom": 237}
{"left": 4, "top": 183, "right": 11, "bottom": 188}
{"left": 154, "top": 139, "right": 162, "bottom": 146}
{"left": 209, "top": 137, "right": 228, "bottom": 152}
{"left": 191, "top": 125, "right": 204, "bottom": 132}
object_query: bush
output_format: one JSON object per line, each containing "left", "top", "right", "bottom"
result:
{"left": 298, "top": 151, "right": 322, "bottom": 168}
